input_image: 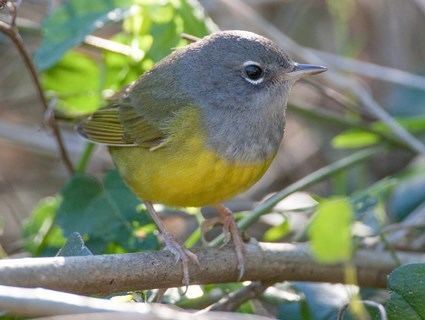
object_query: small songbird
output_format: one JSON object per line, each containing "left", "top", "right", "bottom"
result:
{"left": 78, "top": 30, "right": 326, "bottom": 286}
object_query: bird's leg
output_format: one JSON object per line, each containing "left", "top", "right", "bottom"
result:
{"left": 144, "top": 201, "right": 199, "bottom": 288}
{"left": 213, "top": 204, "right": 246, "bottom": 280}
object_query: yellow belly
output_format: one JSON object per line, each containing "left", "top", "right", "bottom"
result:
{"left": 110, "top": 107, "right": 274, "bottom": 207}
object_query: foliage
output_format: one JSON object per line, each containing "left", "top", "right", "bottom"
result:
{"left": 39, "top": 0, "right": 215, "bottom": 116}
{"left": 34, "top": 0, "right": 132, "bottom": 70}
{"left": 309, "top": 197, "right": 353, "bottom": 263}
{"left": 332, "top": 116, "right": 425, "bottom": 149}
{"left": 385, "top": 263, "right": 425, "bottom": 319}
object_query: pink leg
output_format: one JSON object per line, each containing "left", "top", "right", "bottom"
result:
{"left": 214, "top": 204, "right": 246, "bottom": 280}
{"left": 145, "top": 201, "right": 199, "bottom": 288}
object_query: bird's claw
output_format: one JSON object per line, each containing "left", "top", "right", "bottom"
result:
{"left": 201, "top": 206, "right": 246, "bottom": 280}
{"left": 162, "top": 233, "right": 199, "bottom": 289}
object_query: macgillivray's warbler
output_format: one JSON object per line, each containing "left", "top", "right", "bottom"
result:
{"left": 78, "top": 30, "right": 327, "bottom": 286}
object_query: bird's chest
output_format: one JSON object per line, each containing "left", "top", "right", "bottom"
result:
{"left": 111, "top": 107, "right": 276, "bottom": 206}
{"left": 202, "top": 105, "right": 286, "bottom": 163}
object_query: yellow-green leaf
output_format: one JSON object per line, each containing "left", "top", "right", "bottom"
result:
{"left": 308, "top": 197, "right": 353, "bottom": 263}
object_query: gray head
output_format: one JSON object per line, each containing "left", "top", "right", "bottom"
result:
{"left": 177, "top": 30, "right": 326, "bottom": 112}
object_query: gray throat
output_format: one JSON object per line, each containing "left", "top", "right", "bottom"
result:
{"left": 201, "top": 100, "right": 287, "bottom": 163}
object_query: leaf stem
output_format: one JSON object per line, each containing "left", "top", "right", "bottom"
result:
{"left": 76, "top": 143, "right": 96, "bottom": 174}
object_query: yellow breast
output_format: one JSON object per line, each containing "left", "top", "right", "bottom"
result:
{"left": 110, "top": 107, "right": 274, "bottom": 207}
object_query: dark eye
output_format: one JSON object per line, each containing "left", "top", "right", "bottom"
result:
{"left": 244, "top": 64, "right": 264, "bottom": 81}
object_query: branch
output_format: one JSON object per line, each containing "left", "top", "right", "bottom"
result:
{"left": 202, "top": 281, "right": 272, "bottom": 312}
{"left": 381, "top": 201, "right": 425, "bottom": 250}
{"left": 0, "top": 3, "right": 74, "bottom": 174}
{"left": 213, "top": 0, "right": 425, "bottom": 155}
{"left": 308, "top": 48, "right": 425, "bottom": 91}
{"left": 0, "top": 242, "right": 425, "bottom": 295}
{"left": 0, "top": 285, "right": 271, "bottom": 320}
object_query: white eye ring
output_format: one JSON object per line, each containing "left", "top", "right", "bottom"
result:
{"left": 242, "top": 60, "right": 264, "bottom": 85}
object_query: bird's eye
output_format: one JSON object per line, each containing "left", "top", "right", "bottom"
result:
{"left": 243, "top": 61, "right": 264, "bottom": 84}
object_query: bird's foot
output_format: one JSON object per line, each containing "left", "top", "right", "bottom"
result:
{"left": 162, "top": 232, "right": 199, "bottom": 289}
{"left": 201, "top": 205, "right": 246, "bottom": 280}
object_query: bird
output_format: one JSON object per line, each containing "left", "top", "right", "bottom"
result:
{"left": 78, "top": 30, "right": 327, "bottom": 287}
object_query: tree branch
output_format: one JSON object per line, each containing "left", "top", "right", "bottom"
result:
{"left": 0, "top": 242, "right": 424, "bottom": 295}
{"left": 202, "top": 281, "right": 272, "bottom": 312}
{"left": 0, "top": 285, "right": 271, "bottom": 319}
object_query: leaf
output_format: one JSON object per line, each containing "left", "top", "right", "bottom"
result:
{"left": 177, "top": 0, "right": 218, "bottom": 36}
{"left": 332, "top": 116, "right": 425, "bottom": 150}
{"left": 308, "top": 197, "right": 353, "bottom": 263}
{"left": 56, "top": 170, "right": 159, "bottom": 254}
{"left": 102, "top": 33, "right": 148, "bottom": 92}
{"left": 35, "top": 0, "right": 132, "bottom": 70}
{"left": 41, "top": 51, "right": 102, "bottom": 116}
{"left": 276, "top": 283, "right": 352, "bottom": 320}
{"left": 56, "top": 232, "right": 93, "bottom": 256}
{"left": 332, "top": 129, "right": 381, "bottom": 149}
{"left": 263, "top": 219, "right": 290, "bottom": 242}
{"left": 147, "top": 16, "right": 180, "bottom": 62}
{"left": 386, "top": 264, "right": 425, "bottom": 320}
{"left": 22, "top": 196, "right": 66, "bottom": 256}
{"left": 388, "top": 176, "right": 425, "bottom": 221}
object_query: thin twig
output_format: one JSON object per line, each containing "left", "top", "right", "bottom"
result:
{"left": 1, "top": 242, "right": 425, "bottom": 295}
{"left": 301, "top": 78, "right": 366, "bottom": 116}
{"left": 337, "top": 300, "right": 387, "bottom": 320}
{"left": 83, "top": 34, "right": 144, "bottom": 58}
{"left": 75, "top": 143, "right": 96, "bottom": 174}
{"left": 309, "top": 48, "right": 425, "bottom": 91}
{"left": 380, "top": 201, "right": 425, "bottom": 249}
{"left": 181, "top": 32, "right": 201, "bottom": 43}
{"left": 0, "top": 4, "right": 74, "bottom": 174}
{"left": 201, "top": 281, "right": 273, "bottom": 312}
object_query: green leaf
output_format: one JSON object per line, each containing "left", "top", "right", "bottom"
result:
{"left": 177, "top": 0, "right": 217, "bottom": 36}
{"left": 35, "top": 0, "right": 132, "bottom": 70}
{"left": 22, "top": 196, "right": 66, "bottom": 256}
{"left": 332, "top": 116, "right": 425, "bottom": 150}
{"left": 56, "top": 170, "right": 158, "bottom": 253}
{"left": 147, "top": 16, "right": 180, "bottom": 62}
{"left": 263, "top": 219, "right": 290, "bottom": 242}
{"left": 373, "top": 116, "right": 425, "bottom": 133}
{"left": 308, "top": 197, "right": 353, "bottom": 263}
{"left": 42, "top": 51, "right": 102, "bottom": 116}
{"left": 56, "top": 232, "right": 93, "bottom": 256}
{"left": 386, "top": 264, "right": 425, "bottom": 320}
{"left": 332, "top": 129, "right": 381, "bottom": 149}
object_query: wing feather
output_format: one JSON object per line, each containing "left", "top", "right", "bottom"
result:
{"left": 78, "top": 106, "right": 167, "bottom": 148}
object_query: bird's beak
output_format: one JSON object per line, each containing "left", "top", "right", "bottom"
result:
{"left": 287, "top": 63, "right": 327, "bottom": 79}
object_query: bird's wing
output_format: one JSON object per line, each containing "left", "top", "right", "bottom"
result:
{"left": 77, "top": 105, "right": 167, "bottom": 149}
